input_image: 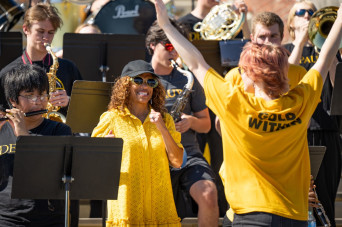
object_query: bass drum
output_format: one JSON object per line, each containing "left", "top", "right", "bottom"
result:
{"left": 0, "top": 0, "right": 24, "bottom": 31}
{"left": 50, "top": 0, "right": 88, "bottom": 50}
{"left": 88, "top": 0, "right": 156, "bottom": 35}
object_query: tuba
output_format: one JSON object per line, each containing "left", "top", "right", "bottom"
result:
{"left": 44, "top": 43, "right": 66, "bottom": 123}
{"left": 193, "top": 3, "right": 245, "bottom": 40}
{"left": 308, "top": 6, "right": 342, "bottom": 50}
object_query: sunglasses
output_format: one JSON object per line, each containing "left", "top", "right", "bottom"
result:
{"left": 295, "top": 9, "right": 314, "bottom": 17}
{"left": 164, "top": 43, "right": 174, "bottom": 52}
{"left": 131, "top": 76, "right": 158, "bottom": 88}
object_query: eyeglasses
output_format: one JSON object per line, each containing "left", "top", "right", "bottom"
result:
{"left": 130, "top": 76, "right": 158, "bottom": 88}
{"left": 295, "top": 9, "right": 314, "bottom": 17}
{"left": 163, "top": 42, "right": 175, "bottom": 52}
{"left": 19, "top": 94, "right": 49, "bottom": 103}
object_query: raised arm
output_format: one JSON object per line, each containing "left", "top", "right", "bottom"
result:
{"left": 312, "top": 4, "right": 342, "bottom": 79}
{"left": 288, "top": 20, "right": 309, "bottom": 65}
{"left": 154, "top": 0, "right": 210, "bottom": 86}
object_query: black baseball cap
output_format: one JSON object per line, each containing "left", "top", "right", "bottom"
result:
{"left": 121, "top": 60, "right": 159, "bottom": 78}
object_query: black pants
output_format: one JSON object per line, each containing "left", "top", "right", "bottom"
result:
{"left": 308, "top": 130, "right": 342, "bottom": 227}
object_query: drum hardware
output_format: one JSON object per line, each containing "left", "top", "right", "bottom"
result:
{"left": 84, "top": 0, "right": 156, "bottom": 35}
{"left": 99, "top": 65, "right": 109, "bottom": 82}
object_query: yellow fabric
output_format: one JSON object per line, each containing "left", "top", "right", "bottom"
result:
{"left": 92, "top": 107, "right": 182, "bottom": 227}
{"left": 224, "top": 64, "right": 307, "bottom": 90}
{"left": 203, "top": 142, "right": 211, "bottom": 164}
{"left": 205, "top": 67, "right": 323, "bottom": 221}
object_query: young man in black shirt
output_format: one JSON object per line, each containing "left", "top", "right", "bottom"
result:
{"left": 0, "top": 64, "right": 78, "bottom": 227}
{"left": 0, "top": 3, "right": 82, "bottom": 118}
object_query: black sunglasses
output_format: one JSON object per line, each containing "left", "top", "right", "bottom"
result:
{"left": 295, "top": 9, "right": 314, "bottom": 17}
{"left": 131, "top": 76, "right": 158, "bottom": 88}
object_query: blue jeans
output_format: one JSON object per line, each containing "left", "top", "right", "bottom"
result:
{"left": 232, "top": 212, "right": 307, "bottom": 227}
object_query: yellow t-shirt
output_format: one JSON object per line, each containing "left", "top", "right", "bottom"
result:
{"left": 205, "top": 67, "right": 323, "bottom": 221}
{"left": 92, "top": 107, "right": 182, "bottom": 227}
{"left": 224, "top": 64, "right": 307, "bottom": 90}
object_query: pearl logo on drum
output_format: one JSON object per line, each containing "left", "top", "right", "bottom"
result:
{"left": 112, "top": 5, "right": 140, "bottom": 19}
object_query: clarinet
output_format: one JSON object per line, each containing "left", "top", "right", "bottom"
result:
{"left": 0, "top": 109, "right": 48, "bottom": 121}
{"left": 313, "top": 188, "right": 331, "bottom": 227}
{"left": 169, "top": 59, "right": 194, "bottom": 122}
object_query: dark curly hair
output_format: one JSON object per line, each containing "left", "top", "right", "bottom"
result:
{"left": 108, "top": 76, "right": 168, "bottom": 118}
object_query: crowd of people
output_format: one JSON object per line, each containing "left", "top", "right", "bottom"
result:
{"left": 0, "top": 0, "right": 341, "bottom": 226}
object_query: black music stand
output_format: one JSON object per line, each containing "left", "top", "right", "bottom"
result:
{"left": 330, "top": 62, "right": 342, "bottom": 115}
{"left": 219, "top": 39, "right": 249, "bottom": 67}
{"left": 66, "top": 80, "right": 114, "bottom": 134}
{"left": 192, "top": 40, "right": 227, "bottom": 75}
{"left": 0, "top": 32, "right": 22, "bottom": 68}
{"left": 12, "top": 136, "right": 123, "bottom": 227}
{"left": 63, "top": 33, "right": 146, "bottom": 82}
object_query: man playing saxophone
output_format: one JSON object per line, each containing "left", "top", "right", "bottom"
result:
{"left": 0, "top": 3, "right": 83, "bottom": 118}
{"left": 146, "top": 20, "right": 219, "bottom": 227}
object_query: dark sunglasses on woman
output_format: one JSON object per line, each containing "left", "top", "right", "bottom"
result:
{"left": 131, "top": 76, "right": 159, "bottom": 88}
{"left": 295, "top": 9, "right": 314, "bottom": 17}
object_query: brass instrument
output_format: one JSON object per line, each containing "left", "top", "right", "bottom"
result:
{"left": 169, "top": 59, "right": 194, "bottom": 122}
{"left": 193, "top": 3, "right": 245, "bottom": 40}
{"left": 308, "top": 6, "right": 342, "bottom": 51}
{"left": 44, "top": 43, "right": 66, "bottom": 123}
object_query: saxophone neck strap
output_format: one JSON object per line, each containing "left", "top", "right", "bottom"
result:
{"left": 22, "top": 51, "right": 51, "bottom": 69}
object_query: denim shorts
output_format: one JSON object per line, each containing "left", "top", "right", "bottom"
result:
{"left": 232, "top": 212, "right": 307, "bottom": 227}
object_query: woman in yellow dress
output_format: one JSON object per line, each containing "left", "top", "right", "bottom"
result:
{"left": 92, "top": 60, "right": 183, "bottom": 227}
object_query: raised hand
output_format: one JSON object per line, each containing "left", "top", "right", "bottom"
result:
{"left": 105, "top": 130, "right": 115, "bottom": 138}
{"left": 154, "top": 0, "right": 171, "bottom": 28}
{"left": 150, "top": 108, "right": 166, "bottom": 131}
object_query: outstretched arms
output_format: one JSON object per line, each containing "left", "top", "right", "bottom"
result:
{"left": 154, "top": 0, "right": 211, "bottom": 86}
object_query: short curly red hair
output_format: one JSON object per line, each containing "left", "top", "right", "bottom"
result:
{"left": 239, "top": 42, "right": 290, "bottom": 99}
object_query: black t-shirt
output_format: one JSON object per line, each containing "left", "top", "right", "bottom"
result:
{"left": 283, "top": 43, "right": 340, "bottom": 131}
{"left": 178, "top": 13, "right": 203, "bottom": 41}
{"left": 0, "top": 119, "right": 71, "bottom": 227}
{"left": 159, "top": 68, "right": 207, "bottom": 156}
{"left": 0, "top": 52, "right": 83, "bottom": 116}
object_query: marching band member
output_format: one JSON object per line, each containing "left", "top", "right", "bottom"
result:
{"left": 0, "top": 3, "right": 82, "bottom": 118}
{"left": 154, "top": 0, "right": 342, "bottom": 225}
{"left": 284, "top": 1, "right": 342, "bottom": 225}
{"left": 0, "top": 64, "right": 78, "bottom": 226}
{"left": 92, "top": 60, "right": 183, "bottom": 226}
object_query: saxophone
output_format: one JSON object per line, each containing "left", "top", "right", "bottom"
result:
{"left": 169, "top": 59, "right": 194, "bottom": 122}
{"left": 44, "top": 43, "right": 66, "bottom": 123}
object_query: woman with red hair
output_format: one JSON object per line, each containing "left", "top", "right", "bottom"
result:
{"left": 154, "top": 0, "right": 342, "bottom": 225}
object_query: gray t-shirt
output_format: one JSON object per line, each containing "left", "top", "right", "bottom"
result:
{"left": 159, "top": 68, "right": 207, "bottom": 156}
